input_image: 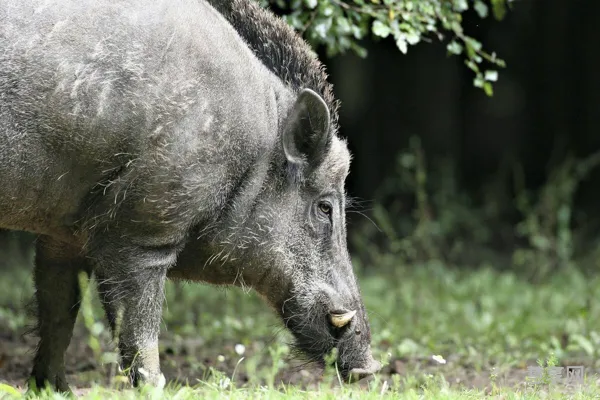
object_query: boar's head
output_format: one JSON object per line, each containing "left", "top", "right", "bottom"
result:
{"left": 244, "top": 88, "right": 381, "bottom": 382}
{"left": 173, "top": 87, "right": 382, "bottom": 381}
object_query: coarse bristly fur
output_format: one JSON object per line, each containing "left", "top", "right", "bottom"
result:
{"left": 206, "top": 0, "right": 341, "bottom": 133}
{"left": 0, "top": 0, "right": 380, "bottom": 392}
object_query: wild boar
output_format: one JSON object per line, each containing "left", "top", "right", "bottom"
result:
{"left": 0, "top": 0, "right": 381, "bottom": 392}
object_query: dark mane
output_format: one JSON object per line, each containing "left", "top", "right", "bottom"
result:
{"left": 208, "top": 0, "right": 341, "bottom": 134}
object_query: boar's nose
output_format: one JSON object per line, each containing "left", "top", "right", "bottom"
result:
{"left": 329, "top": 309, "right": 356, "bottom": 328}
{"left": 346, "top": 354, "right": 382, "bottom": 383}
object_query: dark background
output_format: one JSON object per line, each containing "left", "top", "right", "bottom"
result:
{"left": 318, "top": 0, "right": 600, "bottom": 262}
{"left": 327, "top": 0, "right": 600, "bottom": 212}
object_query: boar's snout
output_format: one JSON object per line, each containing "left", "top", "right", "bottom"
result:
{"left": 332, "top": 307, "right": 382, "bottom": 382}
{"left": 345, "top": 356, "right": 382, "bottom": 382}
{"left": 280, "top": 285, "right": 380, "bottom": 383}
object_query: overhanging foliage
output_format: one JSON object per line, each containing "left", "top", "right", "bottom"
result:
{"left": 260, "top": 0, "right": 515, "bottom": 96}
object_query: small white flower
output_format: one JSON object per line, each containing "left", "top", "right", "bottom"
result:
{"left": 217, "top": 354, "right": 225, "bottom": 362}
{"left": 219, "top": 377, "right": 231, "bottom": 389}
{"left": 432, "top": 354, "right": 446, "bottom": 364}
{"left": 235, "top": 344, "right": 246, "bottom": 356}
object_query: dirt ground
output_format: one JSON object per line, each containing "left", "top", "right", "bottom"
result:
{"left": 2, "top": 325, "right": 596, "bottom": 396}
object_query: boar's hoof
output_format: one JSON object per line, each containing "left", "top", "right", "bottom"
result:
{"left": 27, "top": 373, "right": 72, "bottom": 395}
{"left": 134, "top": 367, "right": 166, "bottom": 389}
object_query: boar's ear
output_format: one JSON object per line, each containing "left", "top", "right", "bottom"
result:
{"left": 282, "top": 88, "right": 331, "bottom": 173}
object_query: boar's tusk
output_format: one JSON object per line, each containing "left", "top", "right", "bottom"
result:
{"left": 329, "top": 310, "right": 357, "bottom": 328}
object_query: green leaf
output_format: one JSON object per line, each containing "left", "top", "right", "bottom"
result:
{"left": 352, "top": 24, "right": 367, "bottom": 40}
{"left": 447, "top": 41, "right": 463, "bottom": 55}
{"left": 321, "top": 3, "right": 335, "bottom": 17}
{"left": 483, "top": 81, "right": 493, "bottom": 96}
{"left": 491, "top": 0, "right": 508, "bottom": 20}
{"left": 304, "top": 0, "right": 317, "bottom": 9}
{"left": 484, "top": 70, "right": 498, "bottom": 81}
{"left": 453, "top": 0, "right": 469, "bottom": 12}
{"left": 474, "top": 75, "right": 484, "bottom": 88}
{"left": 335, "top": 16, "right": 351, "bottom": 34}
{"left": 313, "top": 17, "right": 333, "bottom": 39}
{"left": 474, "top": 1, "right": 489, "bottom": 18}
{"left": 395, "top": 34, "right": 408, "bottom": 54}
{"left": 465, "top": 60, "right": 479, "bottom": 73}
{"left": 350, "top": 42, "right": 368, "bottom": 58}
{"left": 406, "top": 31, "right": 420, "bottom": 45}
{"left": 464, "top": 37, "right": 483, "bottom": 59}
{"left": 283, "top": 11, "right": 305, "bottom": 30}
{"left": 372, "top": 20, "right": 391, "bottom": 38}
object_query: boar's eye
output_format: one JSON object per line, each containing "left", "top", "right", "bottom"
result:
{"left": 318, "top": 201, "right": 332, "bottom": 219}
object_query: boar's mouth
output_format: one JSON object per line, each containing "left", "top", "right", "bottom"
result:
{"left": 281, "top": 306, "right": 335, "bottom": 363}
{"left": 335, "top": 332, "right": 382, "bottom": 382}
{"left": 279, "top": 300, "right": 381, "bottom": 382}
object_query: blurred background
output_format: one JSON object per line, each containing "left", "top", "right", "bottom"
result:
{"left": 320, "top": 0, "right": 600, "bottom": 279}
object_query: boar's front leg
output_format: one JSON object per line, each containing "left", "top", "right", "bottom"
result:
{"left": 30, "top": 236, "right": 91, "bottom": 393}
{"left": 92, "top": 239, "right": 172, "bottom": 389}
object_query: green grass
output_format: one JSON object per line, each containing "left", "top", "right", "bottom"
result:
{"left": 1, "top": 247, "right": 600, "bottom": 399}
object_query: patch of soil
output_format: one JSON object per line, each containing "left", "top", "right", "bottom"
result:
{"left": 1, "top": 326, "right": 598, "bottom": 395}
